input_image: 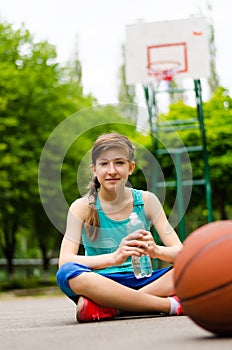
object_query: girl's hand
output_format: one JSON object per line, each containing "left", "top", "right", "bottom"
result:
{"left": 141, "top": 231, "right": 158, "bottom": 258}
{"left": 112, "top": 230, "right": 151, "bottom": 266}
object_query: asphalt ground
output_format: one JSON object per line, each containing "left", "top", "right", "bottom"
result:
{"left": 0, "top": 289, "right": 232, "bottom": 350}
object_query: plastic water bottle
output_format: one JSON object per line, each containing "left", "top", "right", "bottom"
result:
{"left": 127, "top": 212, "right": 152, "bottom": 279}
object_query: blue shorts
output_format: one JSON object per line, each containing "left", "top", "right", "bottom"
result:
{"left": 56, "top": 262, "right": 172, "bottom": 304}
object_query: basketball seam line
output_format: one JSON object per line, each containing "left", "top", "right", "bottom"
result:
{"left": 181, "top": 280, "right": 232, "bottom": 302}
{"left": 175, "top": 232, "right": 232, "bottom": 288}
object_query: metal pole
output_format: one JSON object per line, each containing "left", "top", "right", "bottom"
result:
{"left": 175, "top": 152, "right": 186, "bottom": 241}
{"left": 143, "top": 84, "right": 158, "bottom": 195}
{"left": 194, "top": 79, "right": 213, "bottom": 222}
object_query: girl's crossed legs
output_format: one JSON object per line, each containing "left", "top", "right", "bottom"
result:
{"left": 69, "top": 268, "right": 174, "bottom": 315}
{"left": 57, "top": 262, "right": 183, "bottom": 322}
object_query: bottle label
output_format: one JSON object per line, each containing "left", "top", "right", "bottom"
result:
{"left": 132, "top": 255, "right": 152, "bottom": 279}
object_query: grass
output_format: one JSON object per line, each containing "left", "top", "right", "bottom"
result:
{"left": 0, "top": 276, "right": 57, "bottom": 292}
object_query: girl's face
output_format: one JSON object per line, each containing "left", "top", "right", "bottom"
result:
{"left": 91, "top": 148, "right": 135, "bottom": 192}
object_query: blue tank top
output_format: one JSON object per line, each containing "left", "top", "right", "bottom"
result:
{"left": 81, "top": 189, "right": 152, "bottom": 274}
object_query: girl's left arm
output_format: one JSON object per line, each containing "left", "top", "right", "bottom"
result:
{"left": 143, "top": 191, "right": 183, "bottom": 263}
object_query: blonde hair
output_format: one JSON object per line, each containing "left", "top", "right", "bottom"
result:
{"left": 84, "top": 133, "right": 135, "bottom": 241}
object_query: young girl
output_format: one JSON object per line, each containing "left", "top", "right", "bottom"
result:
{"left": 56, "top": 133, "right": 183, "bottom": 322}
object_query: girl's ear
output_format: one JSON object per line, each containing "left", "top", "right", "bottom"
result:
{"left": 90, "top": 164, "right": 96, "bottom": 176}
{"left": 128, "top": 161, "right": 135, "bottom": 175}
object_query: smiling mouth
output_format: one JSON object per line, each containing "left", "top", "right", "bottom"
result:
{"left": 105, "top": 178, "right": 120, "bottom": 181}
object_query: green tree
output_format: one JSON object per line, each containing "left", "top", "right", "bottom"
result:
{"left": 158, "top": 87, "right": 232, "bottom": 233}
{"left": 0, "top": 20, "right": 95, "bottom": 278}
{"left": 206, "top": 2, "right": 220, "bottom": 95}
{"left": 117, "top": 45, "right": 137, "bottom": 122}
{"left": 67, "top": 35, "right": 83, "bottom": 85}
{"left": 0, "top": 22, "right": 33, "bottom": 279}
{"left": 203, "top": 87, "right": 232, "bottom": 219}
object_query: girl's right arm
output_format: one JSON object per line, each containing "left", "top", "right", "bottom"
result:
{"left": 59, "top": 198, "right": 114, "bottom": 269}
{"left": 58, "top": 198, "right": 148, "bottom": 269}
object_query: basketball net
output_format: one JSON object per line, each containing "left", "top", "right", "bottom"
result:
{"left": 147, "top": 61, "right": 180, "bottom": 83}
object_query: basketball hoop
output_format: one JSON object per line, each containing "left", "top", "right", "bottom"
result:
{"left": 147, "top": 60, "right": 181, "bottom": 83}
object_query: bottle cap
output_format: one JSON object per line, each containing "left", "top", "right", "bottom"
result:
{"left": 129, "top": 212, "right": 138, "bottom": 219}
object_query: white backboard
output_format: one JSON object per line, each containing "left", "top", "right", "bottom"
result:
{"left": 125, "top": 17, "right": 210, "bottom": 84}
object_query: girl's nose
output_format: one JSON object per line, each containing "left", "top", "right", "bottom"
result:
{"left": 108, "top": 161, "right": 117, "bottom": 174}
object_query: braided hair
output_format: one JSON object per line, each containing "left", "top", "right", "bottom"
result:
{"left": 83, "top": 133, "right": 135, "bottom": 241}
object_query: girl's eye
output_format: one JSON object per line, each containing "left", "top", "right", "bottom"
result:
{"left": 98, "top": 159, "right": 128, "bottom": 167}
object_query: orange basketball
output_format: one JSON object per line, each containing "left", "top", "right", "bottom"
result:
{"left": 174, "top": 221, "right": 232, "bottom": 336}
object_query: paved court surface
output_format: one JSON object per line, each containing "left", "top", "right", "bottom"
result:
{"left": 0, "top": 290, "right": 232, "bottom": 350}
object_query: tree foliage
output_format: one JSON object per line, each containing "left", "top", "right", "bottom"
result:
{"left": 117, "top": 45, "right": 138, "bottom": 122}
{"left": 0, "top": 20, "right": 94, "bottom": 277}
{"left": 158, "top": 86, "right": 232, "bottom": 233}
{"left": 206, "top": 2, "right": 220, "bottom": 95}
